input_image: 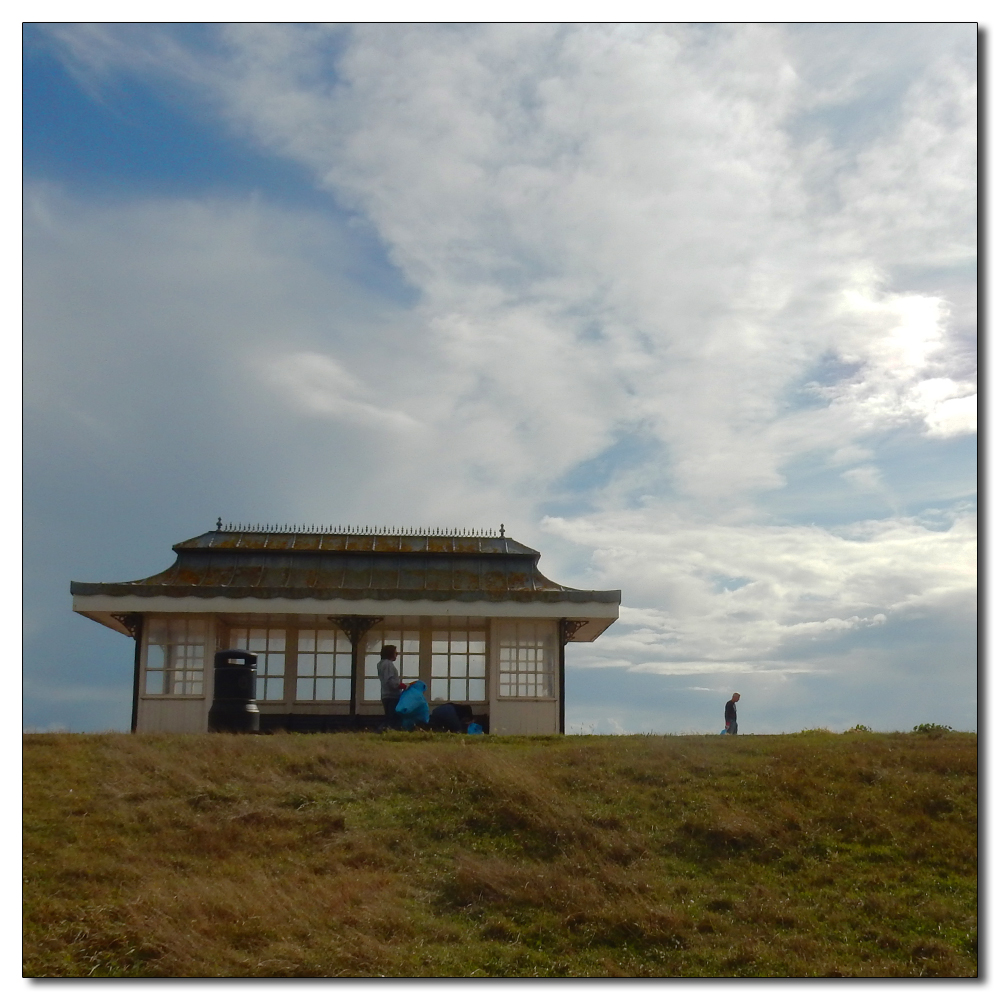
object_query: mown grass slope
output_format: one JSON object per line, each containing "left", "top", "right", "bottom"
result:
{"left": 23, "top": 730, "right": 977, "bottom": 978}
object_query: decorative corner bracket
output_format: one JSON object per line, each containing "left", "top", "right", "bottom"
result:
{"left": 112, "top": 613, "right": 143, "bottom": 638}
{"left": 328, "top": 616, "right": 384, "bottom": 647}
{"left": 560, "top": 619, "right": 590, "bottom": 644}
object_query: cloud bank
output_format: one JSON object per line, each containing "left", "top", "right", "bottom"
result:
{"left": 25, "top": 23, "right": 976, "bottom": 733}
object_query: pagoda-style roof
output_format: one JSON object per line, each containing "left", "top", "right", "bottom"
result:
{"left": 70, "top": 528, "right": 621, "bottom": 606}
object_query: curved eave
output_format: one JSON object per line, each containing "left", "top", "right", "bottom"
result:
{"left": 70, "top": 582, "right": 621, "bottom": 604}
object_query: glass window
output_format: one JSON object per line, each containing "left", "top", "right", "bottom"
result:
{"left": 144, "top": 619, "right": 206, "bottom": 696}
{"left": 363, "top": 628, "right": 420, "bottom": 702}
{"left": 297, "top": 629, "right": 352, "bottom": 701}
{"left": 431, "top": 629, "right": 487, "bottom": 703}
{"left": 230, "top": 628, "right": 286, "bottom": 701}
{"left": 498, "top": 622, "right": 555, "bottom": 699}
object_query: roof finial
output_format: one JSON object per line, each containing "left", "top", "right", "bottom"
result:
{"left": 216, "top": 517, "right": 222, "bottom": 531}
{"left": 500, "top": 523, "right": 505, "bottom": 537}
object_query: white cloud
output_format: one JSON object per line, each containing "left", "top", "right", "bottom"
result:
{"left": 544, "top": 506, "right": 975, "bottom": 677}
{"left": 35, "top": 25, "right": 976, "bottom": 493}
{"left": 264, "top": 351, "right": 422, "bottom": 431}
{"left": 841, "top": 464, "right": 884, "bottom": 493}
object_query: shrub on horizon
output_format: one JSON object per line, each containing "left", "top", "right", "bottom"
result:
{"left": 913, "top": 723, "right": 953, "bottom": 738}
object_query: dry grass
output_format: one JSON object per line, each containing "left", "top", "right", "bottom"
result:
{"left": 23, "top": 730, "right": 977, "bottom": 978}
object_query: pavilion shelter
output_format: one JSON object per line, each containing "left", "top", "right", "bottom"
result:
{"left": 70, "top": 525, "right": 621, "bottom": 735}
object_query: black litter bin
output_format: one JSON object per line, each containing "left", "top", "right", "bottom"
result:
{"left": 209, "top": 649, "right": 260, "bottom": 733}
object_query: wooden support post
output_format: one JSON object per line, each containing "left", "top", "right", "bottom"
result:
{"left": 329, "top": 616, "right": 384, "bottom": 719}
{"left": 113, "top": 614, "right": 144, "bottom": 733}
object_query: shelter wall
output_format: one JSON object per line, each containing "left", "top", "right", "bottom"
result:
{"left": 488, "top": 699, "right": 559, "bottom": 736}
{"left": 134, "top": 615, "right": 217, "bottom": 734}
{"left": 132, "top": 613, "right": 563, "bottom": 735}
{"left": 487, "top": 619, "right": 560, "bottom": 736}
{"left": 137, "top": 697, "right": 210, "bottom": 734}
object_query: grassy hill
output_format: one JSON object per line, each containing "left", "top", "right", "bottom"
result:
{"left": 23, "top": 730, "right": 977, "bottom": 978}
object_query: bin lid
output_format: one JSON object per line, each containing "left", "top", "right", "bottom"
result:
{"left": 215, "top": 649, "right": 258, "bottom": 664}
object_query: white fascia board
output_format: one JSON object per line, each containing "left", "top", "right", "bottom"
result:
{"left": 72, "top": 594, "right": 619, "bottom": 628}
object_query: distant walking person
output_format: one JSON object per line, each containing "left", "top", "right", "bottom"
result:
{"left": 724, "top": 693, "right": 740, "bottom": 735}
{"left": 377, "top": 645, "right": 404, "bottom": 728}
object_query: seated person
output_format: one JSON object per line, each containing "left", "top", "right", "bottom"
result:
{"left": 429, "top": 702, "right": 474, "bottom": 733}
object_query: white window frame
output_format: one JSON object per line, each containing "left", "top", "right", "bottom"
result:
{"left": 497, "top": 621, "right": 557, "bottom": 700}
{"left": 431, "top": 627, "right": 487, "bottom": 703}
{"left": 143, "top": 618, "right": 207, "bottom": 697}
{"left": 296, "top": 628, "right": 353, "bottom": 702}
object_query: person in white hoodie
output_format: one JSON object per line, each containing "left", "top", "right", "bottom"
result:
{"left": 377, "top": 644, "right": 404, "bottom": 727}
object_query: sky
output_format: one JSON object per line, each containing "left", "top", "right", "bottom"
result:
{"left": 22, "top": 21, "right": 978, "bottom": 736}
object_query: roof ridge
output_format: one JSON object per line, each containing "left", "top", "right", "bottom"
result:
{"left": 212, "top": 520, "right": 507, "bottom": 538}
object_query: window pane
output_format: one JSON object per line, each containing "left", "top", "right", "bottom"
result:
{"left": 431, "top": 655, "right": 448, "bottom": 676}
{"left": 364, "top": 678, "right": 381, "bottom": 702}
{"left": 469, "top": 679, "right": 486, "bottom": 701}
{"left": 296, "top": 678, "right": 313, "bottom": 700}
{"left": 269, "top": 632, "right": 286, "bottom": 652}
{"left": 469, "top": 638, "right": 486, "bottom": 654}
{"left": 450, "top": 637, "right": 467, "bottom": 654}
{"left": 315, "top": 677, "right": 334, "bottom": 701}
{"left": 146, "top": 620, "right": 168, "bottom": 645}
{"left": 297, "top": 653, "right": 314, "bottom": 677}
{"left": 334, "top": 678, "right": 351, "bottom": 701}
{"left": 449, "top": 679, "right": 466, "bottom": 701}
{"left": 315, "top": 653, "right": 334, "bottom": 677}
{"left": 267, "top": 653, "right": 284, "bottom": 674}
{"left": 145, "top": 670, "right": 166, "bottom": 695}
{"left": 335, "top": 653, "right": 352, "bottom": 677}
{"left": 147, "top": 644, "right": 165, "bottom": 670}
{"left": 266, "top": 678, "right": 283, "bottom": 701}
{"left": 468, "top": 655, "right": 485, "bottom": 677}
{"left": 299, "top": 632, "right": 316, "bottom": 652}
{"left": 317, "top": 631, "right": 336, "bottom": 653}
{"left": 432, "top": 636, "right": 448, "bottom": 653}
{"left": 248, "top": 629, "right": 268, "bottom": 650}
{"left": 431, "top": 679, "right": 448, "bottom": 701}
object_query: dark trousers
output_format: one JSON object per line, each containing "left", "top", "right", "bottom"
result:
{"left": 381, "top": 695, "right": 400, "bottom": 729}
